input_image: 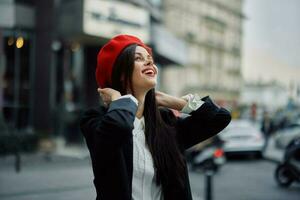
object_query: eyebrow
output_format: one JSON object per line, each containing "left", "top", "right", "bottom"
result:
{"left": 135, "top": 52, "right": 154, "bottom": 60}
{"left": 135, "top": 52, "right": 152, "bottom": 59}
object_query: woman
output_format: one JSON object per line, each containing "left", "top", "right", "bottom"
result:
{"left": 80, "top": 34, "right": 231, "bottom": 200}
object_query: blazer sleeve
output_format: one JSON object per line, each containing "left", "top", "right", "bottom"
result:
{"left": 176, "top": 96, "right": 231, "bottom": 150}
{"left": 79, "top": 98, "right": 138, "bottom": 154}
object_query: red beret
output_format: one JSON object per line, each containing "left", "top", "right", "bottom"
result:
{"left": 96, "top": 34, "right": 152, "bottom": 88}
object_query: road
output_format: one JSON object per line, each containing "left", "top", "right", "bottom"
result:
{"left": 189, "top": 158, "right": 300, "bottom": 200}
{"left": 0, "top": 154, "right": 299, "bottom": 200}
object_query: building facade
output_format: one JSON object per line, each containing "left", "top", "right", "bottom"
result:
{"left": 0, "top": 0, "right": 187, "bottom": 145}
{"left": 162, "top": 0, "right": 244, "bottom": 105}
{"left": 0, "top": 0, "right": 38, "bottom": 135}
{"left": 240, "top": 82, "right": 289, "bottom": 111}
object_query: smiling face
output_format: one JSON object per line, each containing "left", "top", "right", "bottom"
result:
{"left": 131, "top": 46, "right": 158, "bottom": 94}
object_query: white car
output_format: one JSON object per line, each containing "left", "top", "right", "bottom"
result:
{"left": 219, "top": 120, "right": 265, "bottom": 156}
{"left": 274, "top": 120, "right": 300, "bottom": 150}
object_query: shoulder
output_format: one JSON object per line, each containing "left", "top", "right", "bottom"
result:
{"left": 83, "top": 105, "right": 107, "bottom": 115}
{"left": 80, "top": 106, "right": 108, "bottom": 123}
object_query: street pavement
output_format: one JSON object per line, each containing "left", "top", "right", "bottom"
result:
{"left": 0, "top": 153, "right": 95, "bottom": 200}
{"left": 189, "top": 158, "right": 300, "bottom": 200}
{"left": 0, "top": 153, "right": 299, "bottom": 200}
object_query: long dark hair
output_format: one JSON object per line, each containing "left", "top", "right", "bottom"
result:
{"left": 110, "top": 44, "right": 186, "bottom": 198}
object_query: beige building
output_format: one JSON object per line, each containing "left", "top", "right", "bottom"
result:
{"left": 162, "top": 0, "right": 244, "bottom": 105}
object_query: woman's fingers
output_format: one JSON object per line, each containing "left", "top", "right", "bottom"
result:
{"left": 98, "top": 88, "right": 109, "bottom": 98}
{"left": 97, "top": 88, "right": 121, "bottom": 105}
{"left": 98, "top": 88, "right": 116, "bottom": 96}
{"left": 98, "top": 88, "right": 121, "bottom": 101}
{"left": 98, "top": 88, "right": 108, "bottom": 95}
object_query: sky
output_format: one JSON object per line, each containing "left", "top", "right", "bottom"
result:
{"left": 242, "top": 0, "right": 300, "bottom": 87}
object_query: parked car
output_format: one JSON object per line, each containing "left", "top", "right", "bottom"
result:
{"left": 219, "top": 119, "right": 265, "bottom": 157}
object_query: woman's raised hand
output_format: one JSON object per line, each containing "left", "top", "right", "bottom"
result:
{"left": 97, "top": 88, "right": 121, "bottom": 106}
{"left": 155, "top": 91, "right": 169, "bottom": 107}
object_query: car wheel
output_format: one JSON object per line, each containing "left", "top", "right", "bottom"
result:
{"left": 275, "top": 164, "right": 293, "bottom": 187}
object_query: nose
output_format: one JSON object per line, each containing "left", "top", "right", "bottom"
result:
{"left": 144, "top": 58, "right": 153, "bottom": 66}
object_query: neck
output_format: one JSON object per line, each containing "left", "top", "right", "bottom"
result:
{"left": 134, "top": 91, "right": 147, "bottom": 119}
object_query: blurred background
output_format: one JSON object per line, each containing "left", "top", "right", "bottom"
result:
{"left": 0, "top": 0, "right": 299, "bottom": 200}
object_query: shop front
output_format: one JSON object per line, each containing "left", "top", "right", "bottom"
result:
{"left": 0, "top": 0, "right": 37, "bottom": 154}
{"left": 54, "top": 0, "right": 151, "bottom": 144}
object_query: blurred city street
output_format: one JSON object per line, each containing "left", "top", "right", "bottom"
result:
{"left": 1, "top": 0, "right": 300, "bottom": 200}
{"left": 0, "top": 152, "right": 300, "bottom": 200}
{"left": 0, "top": 153, "right": 96, "bottom": 200}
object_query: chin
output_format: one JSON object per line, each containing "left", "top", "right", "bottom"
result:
{"left": 148, "top": 80, "right": 157, "bottom": 88}
{"left": 133, "top": 77, "right": 157, "bottom": 92}
{"left": 143, "top": 81, "right": 156, "bottom": 92}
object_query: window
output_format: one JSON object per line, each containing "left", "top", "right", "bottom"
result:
{"left": 2, "top": 34, "right": 33, "bottom": 129}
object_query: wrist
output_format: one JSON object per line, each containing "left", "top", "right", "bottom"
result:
{"left": 111, "top": 93, "right": 121, "bottom": 101}
{"left": 165, "top": 95, "right": 187, "bottom": 111}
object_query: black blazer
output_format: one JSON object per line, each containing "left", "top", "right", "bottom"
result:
{"left": 80, "top": 96, "right": 231, "bottom": 200}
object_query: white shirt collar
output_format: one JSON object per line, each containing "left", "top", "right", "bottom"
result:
{"left": 133, "top": 116, "right": 145, "bottom": 133}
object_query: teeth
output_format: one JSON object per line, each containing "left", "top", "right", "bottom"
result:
{"left": 144, "top": 69, "right": 154, "bottom": 74}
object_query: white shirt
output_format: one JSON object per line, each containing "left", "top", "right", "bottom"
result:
{"left": 132, "top": 116, "right": 163, "bottom": 200}
{"left": 120, "top": 94, "right": 204, "bottom": 200}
